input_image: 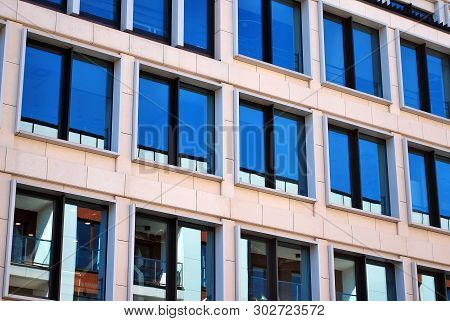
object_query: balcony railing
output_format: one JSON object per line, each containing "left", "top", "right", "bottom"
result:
{"left": 278, "top": 280, "right": 302, "bottom": 301}
{"left": 249, "top": 276, "right": 268, "bottom": 301}
{"left": 76, "top": 245, "right": 101, "bottom": 272}
{"left": 134, "top": 257, "right": 183, "bottom": 288}
{"left": 11, "top": 234, "right": 51, "bottom": 268}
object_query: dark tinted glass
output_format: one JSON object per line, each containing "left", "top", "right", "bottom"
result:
{"left": 238, "top": 0, "right": 263, "bottom": 60}
{"left": 353, "top": 23, "right": 382, "bottom": 97}
{"left": 69, "top": 54, "right": 113, "bottom": 147}
{"left": 271, "top": 0, "right": 302, "bottom": 71}
{"left": 400, "top": 42, "right": 421, "bottom": 109}
{"left": 239, "top": 104, "right": 265, "bottom": 174}
{"left": 324, "top": 15, "right": 345, "bottom": 86}
{"left": 408, "top": 152, "right": 429, "bottom": 214}
{"left": 426, "top": 49, "right": 450, "bottom": 118}
{"left": 178, "top": 86, "right": 215, "bottom": 162}
{"left": 22, "top": 45, "right": 63, "bottom": 128}
{"left": 241, "top": 238, "right": 268, "bottom": 301}
{"left": 134, "top": 0, "right": 170, "bottom": 39}
{"left": 329, "top": 129, "right": 351, "bottom": 196}
{"left": 184, "top": 0, "right": 211, "bottom": 51}
{"left": 274, "top": 115, "right": 299, "bottom": 181}
{"left": 138, "top": 76, "right": 170, "bottom": 152}
{"left": 436, "top": 158, "right": 450, "bottom": 218}
{"left": 359, "top": 137, "right": 390, "bottom": 215}
{"left": 80, "top": 0, "right": 119, "bottom": 23}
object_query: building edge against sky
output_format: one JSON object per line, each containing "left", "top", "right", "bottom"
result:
{"left": 0, "top": 0, "right": 448, "bottom": 301}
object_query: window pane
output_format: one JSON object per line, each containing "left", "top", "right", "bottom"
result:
{"left": 178, "top": 86, "right": 215, "bottom": 174}
{"left": 277, "top": 244, "right": 304, "bottom": 301}
{"left": 366, "top": 263, "right": 388, "bottom": 301}
{"left": 22, "top": 45, "right": 62, "bottom": 133}
{"left": 353, "top": 23, "right": 383, "bottom": 97}
{"left": 177, "top": 226, "right": 215, "bottom": 301}
{"left": 69, "top": 54, "right": 113, "bottom": 150}
{"left": 133, "top": 216, "right": 168, "bottom": 301}
{"left": 184, "top": 0, "right": 211, "bottom": 51}
{"left": 134, "top": 0, "right": 170, "bottom": 38}
{"left": 138, "top": 76, "right": 170, "bottom": 154}
{"left": 33, "top": 0, "right": 64, "bottom": 7}
{"left": 240, "top": 238, "right": 268, "bottom": 301}
{"left": 408, "top": 152, "right": 429, "bottom": 215}
{"left": 426, "top": 49, "right": 450, "bottom": 118}
{"left": 239, "top": 104, "right": 265, "bottom": 174}
{"left": 324, "top": 15, "right": 345, "bottom": 86}
{"left": 400, "top": 42, "right": 421, "bottom": 109}
{"left": 418, "top": 273, "right": 437, "bottom": 301}
{"left": 271, "top": 0, "right": 302, "bottom": 71}
{"left": 80, "top": 0, "right": 119, "bottom": 23}
{"left": 274, "top": 114, "right": 302, "bottom": 194}
{"left": 238, "top": 0, "right": 263, "bottom": 60}
{"left": 329, "top": 130, "right": 352, "bottom": 198}
{"left": 359, "top": 137, "right": 390, "bottom": 215}
{"left": 60, "top": 202, "right": 108, "bottom": 301}
{"left": 9, "top": 193, "right": 54, "bottom": 299}
{"left": 334, "top": 257, "right": 357, "bottom": 301}
{"left": 436, "top": 158, "right": 450, "bottom": 220}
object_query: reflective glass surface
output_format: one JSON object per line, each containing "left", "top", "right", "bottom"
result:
{"left": 418, "top": 273, "right": 437, "bottom": 301}
{"left": 334, "top": 257, "right": 357, "bottom": 301}
{"left": 80, "top": 0, "right": 119, "bottom": 23}
{"left": 184, "top": 0, "right": 211, "bottom": 51}
{"left": 436, "top": 158, "right": 450, "bottom": 219}
{"left": 400, "top": 42, "right": 421, "bottom": 109}
{"left": 238, "top": 0, "right": 263, "bottom": 60}
{"left": 277, "top": 244, "right": 303, "bottom": 301}
{"left": 271, "top": 0, "right": 301, "bottom": 71}
{"left": 240, "top": 238, "right": 268, "bottom": 301}
{"left": 366, "top": 263, "right": 388, "bottom": 301}
{"left": 239, "top": 104, "right": 265, "bottom": 174}
{"left": 426, "top": 49, "right": 450, "bottom": 118}
{"left": 274, "top": 115, "right": 299, "bottom": 181}
{"left": 408, "top": 152, "right": 429, "bottom": 215}
{"left": 134, "top": 0, "right": 170, "bottom": 39}
{"left": 324, "top": 15, "right": 345, "bottom": 86}
{"left": 329, "top": 129, "right": 351, "bottom": 196}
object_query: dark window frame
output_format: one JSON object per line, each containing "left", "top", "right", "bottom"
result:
{"left": 138, "top": 71, "right": 216, "bottom": 175}
{"left": 323, "top": 12, "right": 383, "bottom": 98}
{"left": 408, "top": 147, "right": 449, "bottom": 229}
{"left": 22, "top": 39, "right": 115, "bottom": 150}
{"left": 241, "top": 232, "right": 311, "bottom": 301}
{"left": 10, "top": 188, "right": 109, "bottom": 301}
{"left": 182, "top": 0, "right": 215, "bottom": 58}
{"left": 239, "top": 100, "right": 308, "bottom": 196}
{"left": 400, "top": 39, "right": 450, "bottom": 119}
{"left": 78, "top": 0, "right": 122, "bottom": 29}
{"left": 417, "top": 267, "right": 448, "bottom": 301}
{"left": 328, "top": 125, "right": 391, "bottom": 215}
{"left": 23, "top": 0, "right": 67, "bottom": 13}
{"left": 334, "top": 252, "right": 397, "bottom": 301}
{"left": 134, "top": 212, "right": 216, "bottom": 301}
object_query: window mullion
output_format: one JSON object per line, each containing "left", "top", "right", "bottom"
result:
{"left": 59, "top": 48, "right": 73, "bottom": 141}
{"left": 167, "top": 218, "right": 179, "bottom": 301}
{"left": 416, "top": 44, "right": 431, "bottom": 113}
{"left": 343, "top": 17, "right": 355, "bottom": 89}
{"left": 262, "top": 0, "right": 273, "bottom": 63}
{"left": 49, "top": 195, "right": 65, "bottom": 300}
{"left": 268, "top": 238, "right": 278, "bottom": 301}
{"left": 168, "top": 78, "right": 180, "bottom": 167}
{"left": 349, "top": 130, "right": 362, "bottom": 210}
{"left": 264, "top": 106, "right": 275, "bottom": 189}
{"left": 356, "top": 256, "right": 367, "bottom": 301}
{"left": 426, "top": 151, "right": 441, "bottom": 228}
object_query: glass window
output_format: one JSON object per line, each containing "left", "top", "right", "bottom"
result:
{"left": 137, "top": 76, "right": 170, "bottom": 163}
{"left": 418, "top": 273, "right": 437, "bottom": 301}
{"left": 400, "top": 42, "right": 421, "bottom": 109}
{"left": 69, "top": 54, "right": 113, "bottom": 150}
{"left": 239, "top": 104, "right": 265, "bottom": 178}
{"left": 366, "top": 262, "right": 389, "bottom": 301}
{"left": 9, "top": 193, "right": 54, "bottom": 299}
{"left": 277, "top": 243, "right": 307, "bottom": 301}
{"left": 426, "top": 49, "right": 450, "bottom": 119}
{"left": 133, "top": 216, "right": 169, "bottom": 301}
{"left": 359, "top": 136, "right": 390, "bottom": 215}
{"left": 60, "top": 202, "right": 108, "bottom": 301}
{"left": 271, "top": 0, "right": 302, "bottom": 71}
{"left": 184, "top": 0, "right": 212, "bottom": 53}
{"left": 353, "top": 23, "right": 382, "bottom": 97}
{"left": 177, "top": 225, "right": 215, "bottom": 301}
{"left": 134, "top": 0, "right": 170, "bottom": 40}
{"left": 21, "top": 44, "right": 63, "bottom": 138}
{"left": 238, "top": 0, "right": 263, "bottom": 60}
{"left": 329, "top": 129, "right": 352, "bottom": 206}
{"left": 323, "top": 15, "right": 346, "bottom": 86}
{"left": 334, "top": 257, "right": 357, "bottom": 301}
{"left": 178, "top": 86, "right": 215, "bottom": 174}
{"left": 240, "top": 238, "right": 268, "bottom": 301}
{"left": 408, "top": 152, "right": 430, "bottom": 225}
{"left": 446, "top": 275, "right": 450, "bottom": 301}
{"left": 80, "top": 0, "right": 120, "bottom": 25}
{"left": 436, "top": 158, "right": 450, "bottom": 230}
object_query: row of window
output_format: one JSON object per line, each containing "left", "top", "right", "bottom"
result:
{"left": 25, "top": 0, "right": 450, "bottom": 120}
{"left": 17, "top": 38, "right": 450, "bottom": 231}
{"left": 6, "top": 186, "right": 450, "bottom": 301}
